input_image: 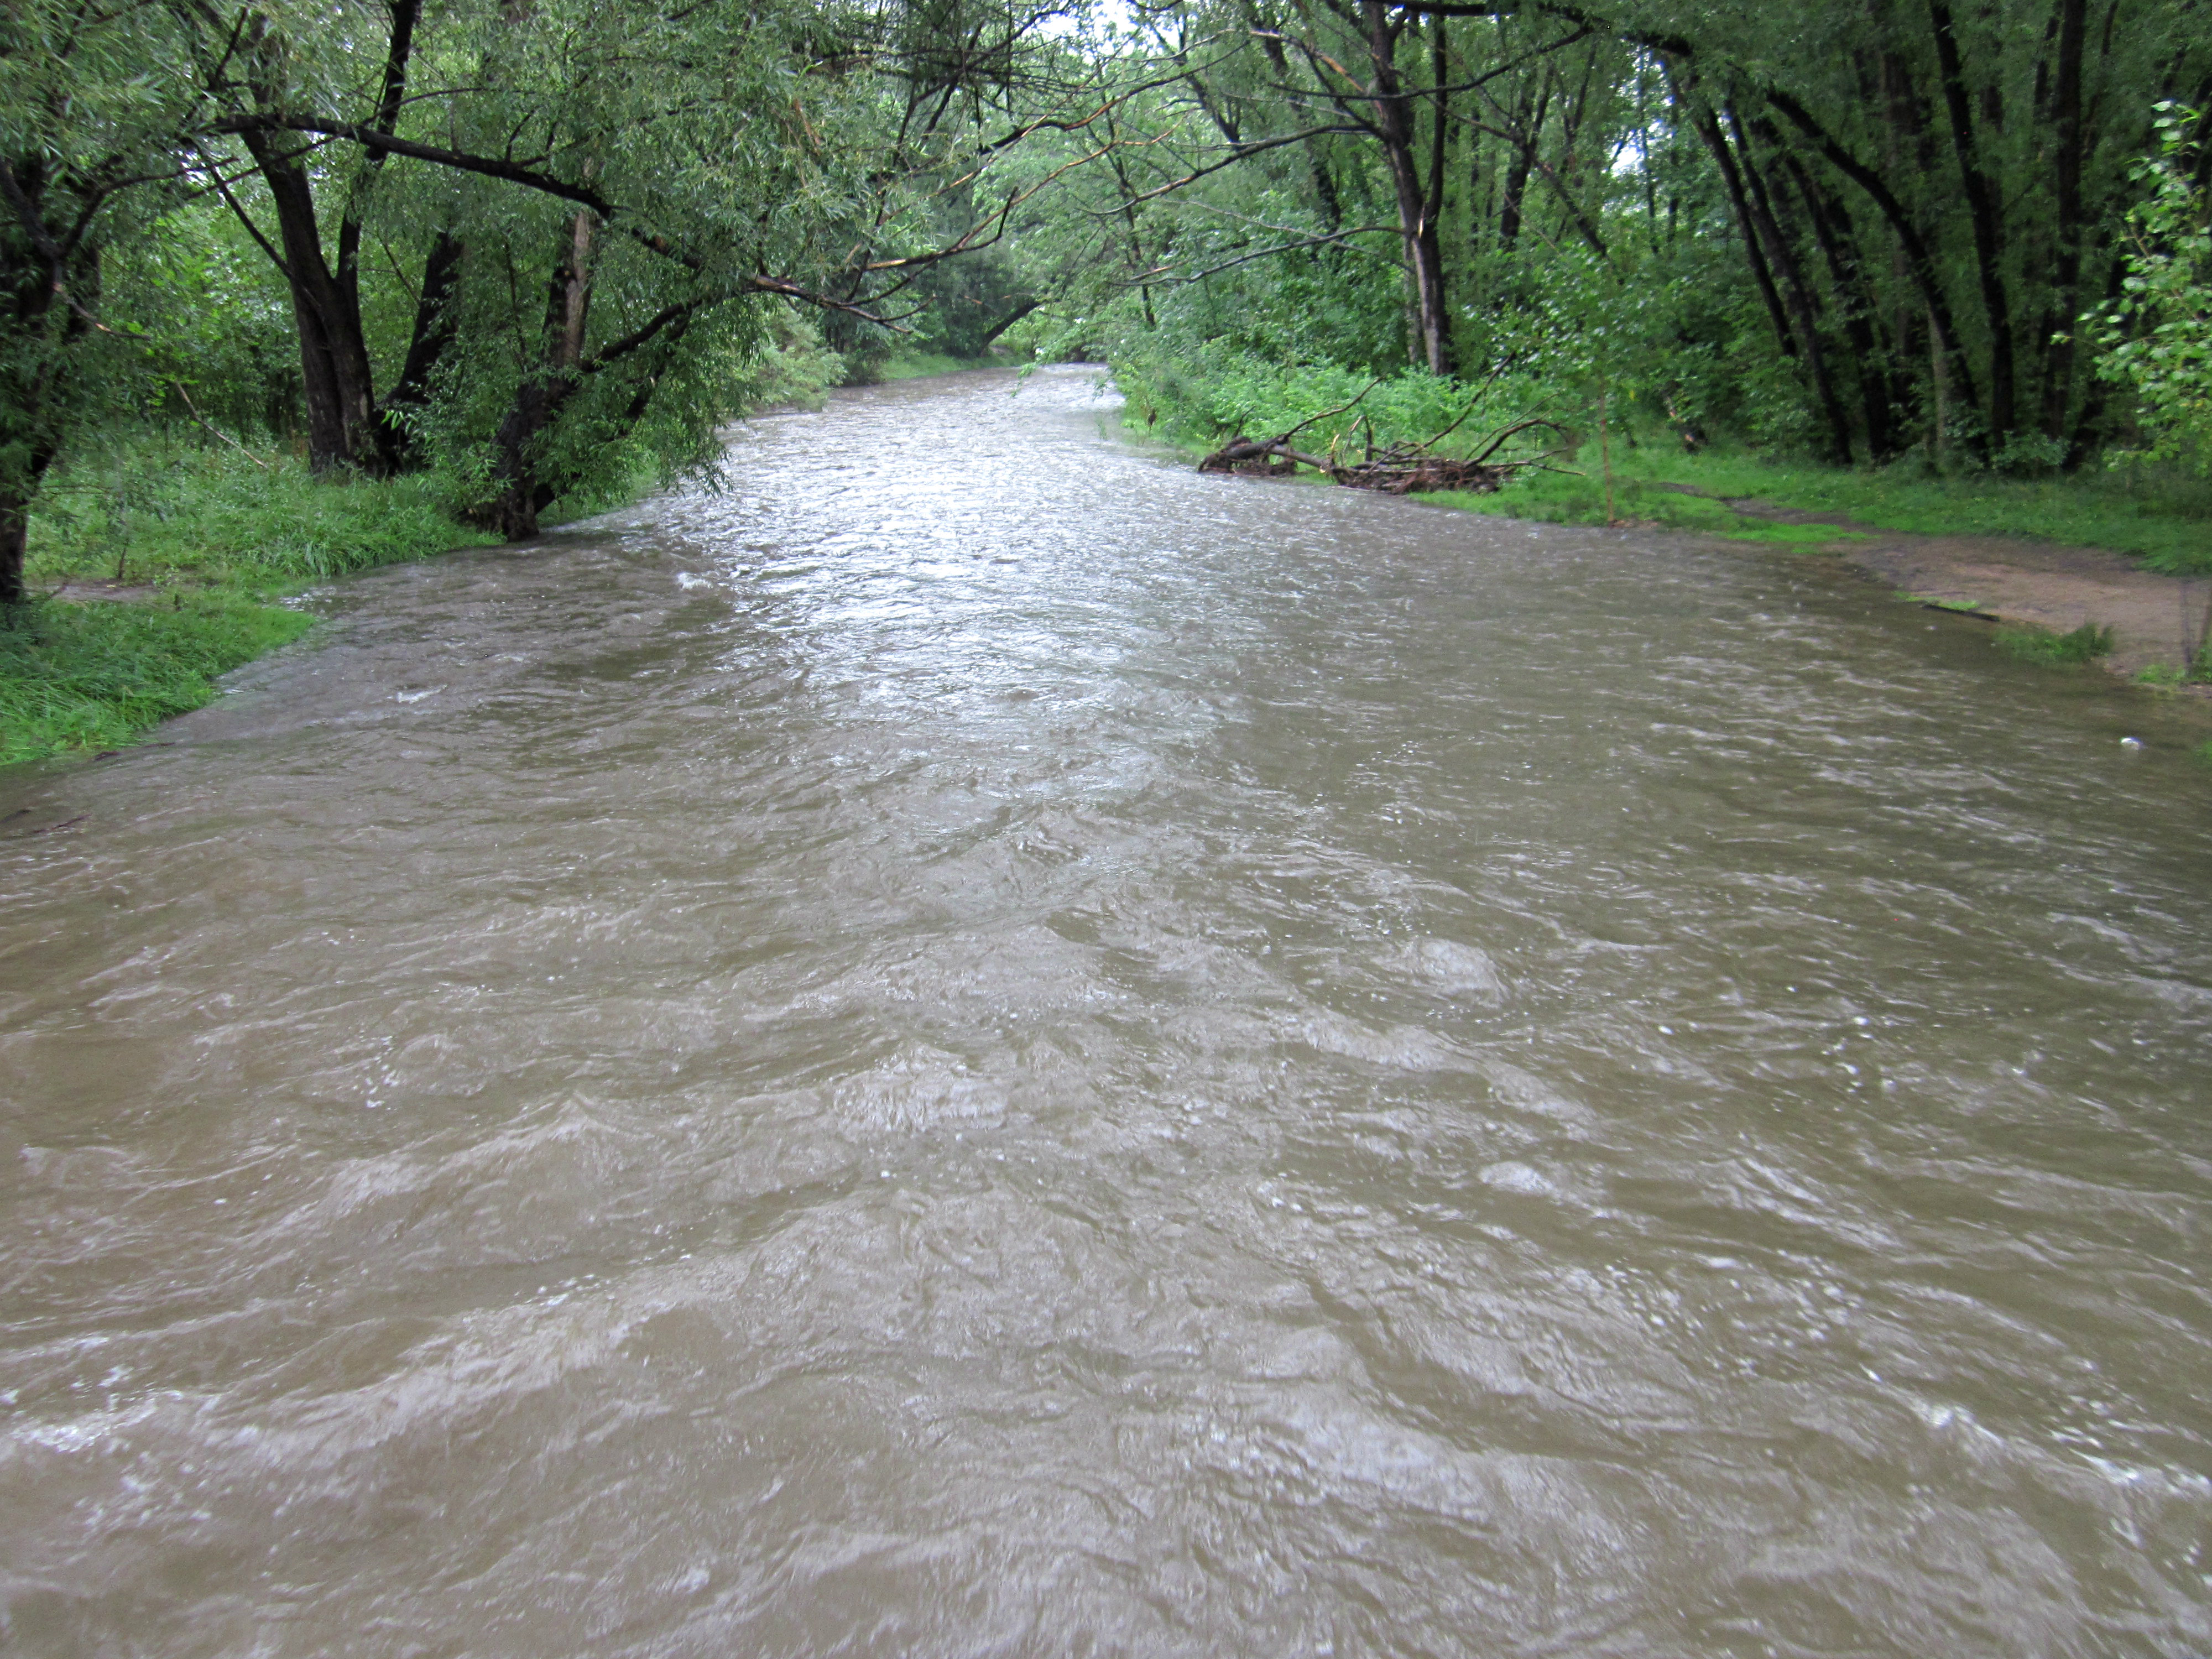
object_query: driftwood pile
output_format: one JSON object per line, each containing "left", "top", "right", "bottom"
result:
{"left": 1198, "top": 379, "right": 1566, "bottom": 497}
{"left": 1199, "top": 438, "right": 1519, "bottom": 494}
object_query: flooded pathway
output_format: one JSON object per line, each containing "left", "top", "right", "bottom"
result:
{"left": 4, "top": 368, "right": 2210, "bottom": 1656}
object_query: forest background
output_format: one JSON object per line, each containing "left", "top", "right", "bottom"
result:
{"left": 4, "top": 0, "right": 2211, "bottom": 760}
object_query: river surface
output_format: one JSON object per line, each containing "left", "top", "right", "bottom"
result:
{"left": 4, "top": 368, "right": 2211, "bottom": 1657}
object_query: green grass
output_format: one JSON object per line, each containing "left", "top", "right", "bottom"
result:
{"left": 0, "top": 593, "right": 315, "bottom": 764}
{"left": 850, "top": 351, "right": 1007, "bottom": 385}
{"left": 1484, "top": 443, "right": 2212, "bottom": 575}
{"left": 1119, "top": 356, "right": 2212, "bottom": 573}
{"left": 1399, "top": 467, "right": 1875, "bottom": 547}
{"left": 1994, "top": 621, "right": 2116, "bottom": 665}
{"left": 28, "top": 436, "right": 495, "bottom": 591}
{"left": 1160, "top": 415, "right": 2212, "bottom": 570}
{"left": 7, "top": 434, "right": 495, "bottom": 766}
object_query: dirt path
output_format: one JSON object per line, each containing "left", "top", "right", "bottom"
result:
{"left": 1719, "top": 497, "right": 2212, "bottom": 695}
{"left": 43, "top": 577, "right": 159, "bottom": 603}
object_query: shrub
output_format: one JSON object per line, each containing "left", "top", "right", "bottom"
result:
{"left": 1995, "top": 622, "right": 2117, "bottom": 665}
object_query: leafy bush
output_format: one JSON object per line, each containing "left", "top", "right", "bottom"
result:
{"left": 1117, "top": 344, "right": 1550, "bottom": 462}
{"left": 1995, "top": 622, "right": 2117, "bottom": 665}
{"left": 2092, "top": 105, "right": 2212, "bottom": 476}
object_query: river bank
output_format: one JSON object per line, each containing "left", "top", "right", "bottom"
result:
{"left": 1, "top": 353, "right": 1022, "bottom": 768}
{"left": 0, "top": 446, "right": 502, "bottom": 766}
{"left": 1411, "top": 477, "right": 2212, "bottom": 699}
{"left": 10, "top": 382, "right": 2210, "bottom": 770}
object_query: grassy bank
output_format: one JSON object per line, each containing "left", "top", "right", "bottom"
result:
{"left": 0, "top": 594, "right": 318, "bottom": 764}
{"left": 1427, "top": 444, "right": 2212, "bottom": 576}
{"left": 1117, "top": 355, "right": 2212, "bottom": 574}
{"left": 851, "top": 349, "right": 1010, "bottom": 384}
{"left": 4, "top": 437, "right": 497, "bottom": 768}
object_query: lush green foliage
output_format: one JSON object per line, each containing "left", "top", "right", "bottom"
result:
{"left": 3, "top": 0, "right": 1081, "bottom": 587}
{"left": 987, "top": 0, "right": 2212, "bottom": 533}
{"left": 2094, "top": 105, "right": 2212, "bottom": 474}
{"left": 29, "top": 436, "right": 493, "bottom": 586}
{"left": 1118, "top": 347, "right": 1540, "bottom": 458}
{"left": 1, "top": 0, "right": 1069, "bottom": 755}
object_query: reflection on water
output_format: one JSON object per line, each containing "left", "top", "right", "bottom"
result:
{"left": 3, "top": 367, "right": 2210, "bottom": 1656}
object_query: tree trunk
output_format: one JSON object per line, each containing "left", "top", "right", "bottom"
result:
{"left": 0, "top": 491, "right": 30, "bottom": 607}
{"left": 2037, "top": 0, "right": 2087, "bottom": 446}
{"left": 1727, "top": 109, "right": 1853, "bottom": 463}
{"left": 473, "top": 212, "right": 596, "bottom": 538}
{"left": 1692, "top": 104, "right": 1798, "bottom": 363}
{"left": 2, "top": 155, "right": 76, "bottom": 604}
{"left": 236, "top": 3, "right": 420, "bottom": 475}
{"left": 1783, "top": 152, "right": 1901, "bottom": 460}
{"left": 977, "top": 298, "right": 1040, "bottom": 348}
{"left": 1364, "top": 0, "right": 1453, "bottom": 375}
{"left": 1763, "top": 86, "right": 1986, "bottom": 440}
{"left": 238, "top": 131, "right": 384, "bottom": 474}
{"left": 1498, "top": 74, "right": 1548, "bottom": 251}
{"left": 375, "top": 231, "right": 465, "bottom": 471}
{"left": 1928, "top": 0, "right": 2017, "bottom": 444}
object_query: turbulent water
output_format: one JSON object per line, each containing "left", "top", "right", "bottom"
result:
{"left": 4, "top": 368, "right": 2211, "bottom": 1657}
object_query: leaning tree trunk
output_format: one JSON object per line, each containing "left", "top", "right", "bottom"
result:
{"left": 375, "top": 230, "right": 466, "bottom": 472}
{"left": 1928, "top": 0, "right": 2016, "bottom": 446}
{"left": 473, "top": 211, "right": 597, "bottom": 539}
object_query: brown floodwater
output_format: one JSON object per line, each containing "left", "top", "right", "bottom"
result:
{"left": 4, "top": 368, "right": 2211, "bottom": 1656}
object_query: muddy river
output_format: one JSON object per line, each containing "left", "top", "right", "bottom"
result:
{"left": 4, "top": 367, "right": 2210, "bottom": 1655}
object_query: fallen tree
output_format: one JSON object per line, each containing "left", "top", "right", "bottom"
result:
{"left": 1199, "top": 409, "right": 1569, "bottom": 495}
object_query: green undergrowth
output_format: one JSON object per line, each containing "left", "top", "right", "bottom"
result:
{"left": 855, "top": 351, "right": 1006, "bottom": 384}
{"left": 0, "top": 593, "right": 315, "bottom": 764}
{"left": 7, "top": 435, "right": 494, "bottom": 766}
{"left": 1994, "top": 621, "right": 2117, "bottom": 665}
{"left": 2137, "top": 646, "right": 2212, "bottom": 688}
{"left": 28, "top": 436, "right": 495, "bottom": 589}
{"left": 1119, "top": 354, "right": 2212, "bottom": 572}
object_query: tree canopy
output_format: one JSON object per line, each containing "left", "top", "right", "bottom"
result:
{"left": 4, "top": 0, "right": 2209, "bottom": 603}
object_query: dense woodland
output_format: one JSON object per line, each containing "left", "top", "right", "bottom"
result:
{"left": 6, "top": 0, "right": 2212, "bottom": 607}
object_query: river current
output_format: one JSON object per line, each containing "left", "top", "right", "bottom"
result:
{"left": 4, "top": 367, "right": 2211, "bottom": 1656}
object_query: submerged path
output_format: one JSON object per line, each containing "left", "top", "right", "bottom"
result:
{"left": 3, "top": 368, "right": 2211, "bottom": 1656}
{"left": 1674, "top": 488, "right": 2212, "bottom": 688}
